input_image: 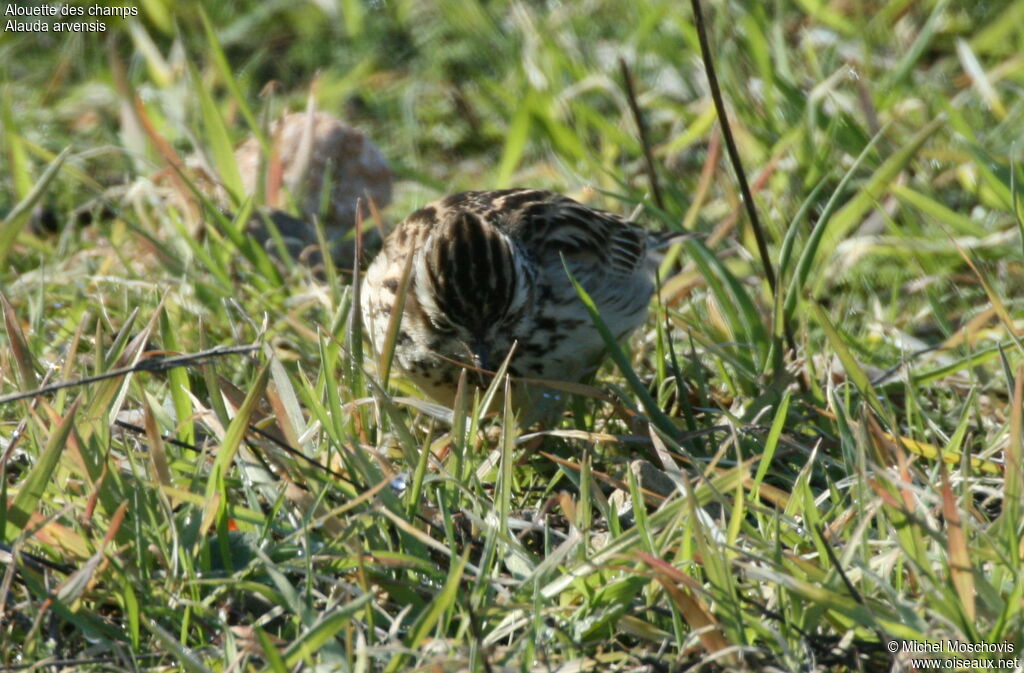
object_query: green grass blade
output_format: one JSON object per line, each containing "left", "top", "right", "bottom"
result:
{"left": 189, "top": 60, "right": 244, "bottom": 202}
{"left": 4, "top": 400, "right": 80, "bottom": 540}
{"left": 1, "top": 92, "right": 31, "bottom": 199}
{"left": 809, "top": 301, "right": 887, "bottom": 421}
{"left": 561, "top": 257, "right": 678, "bottom": 441}
{"left": 282, "top": 593, "right": 375, "bottom": 668}
{"left": 159, "top": 308, "right": 195, "bottom": 445}
{"left": 783, "top": 121, "right": 891, "bottom": 317}
{"left": 202, "top": 362, "right": 270, "bottom": 530}
{"left": 197, "top": 7, "right": 264, "bottom": 148}
{"left": 0, "top": 147, "right": 70, "bottom": 267}
{"left": 496, "top": 93, "right": 532, "bottom": 188}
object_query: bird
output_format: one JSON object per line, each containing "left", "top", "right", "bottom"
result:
{"left": 233, "top": 111, "right": 392, "bottom": 266}
{"left": 178, "top": 111, "right": 392, "bottom": 268}
{"left": 361, "top": 188, "right": 684, "bottom": 423}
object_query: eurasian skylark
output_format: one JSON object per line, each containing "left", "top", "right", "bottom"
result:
{"left": 361, "top": 188, "right": 682, "bottom": 421}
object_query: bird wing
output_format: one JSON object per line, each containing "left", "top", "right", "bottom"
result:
{"left": 486, "top": 190, "right": 649, "bottom": 277}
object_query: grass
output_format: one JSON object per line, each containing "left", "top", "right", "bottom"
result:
{"left": 2, "top": 0, "right": 1024, "bottom": 671}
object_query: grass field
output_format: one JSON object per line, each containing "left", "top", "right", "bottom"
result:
{"left": 2, "top": 0, "right": 1024, "bottom": 671}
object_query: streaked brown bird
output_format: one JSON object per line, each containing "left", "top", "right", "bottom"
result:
{"left": 181, "top": 111, "right": 392, "bottom": 267}
{"left": 238, "top": 113, "right": 390, "bottom": 219}
{"left": 361, "top": 188, "right": 682, "bottom": 422}
{"left": 234, "top": 111, "right": 392, "bottom": 265}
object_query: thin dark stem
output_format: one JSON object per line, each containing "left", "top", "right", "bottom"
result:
{"left": 111, "top": 419, "right": 364, "bottom": 490}
{"left": 0, "top": 344, "right": 259, "bottom": 405}
{"left": 689, "top": 0, "right": 799, "bottom": 360}
{"left": 689, "top": 0, "right": 775, "bottom": 290}
{"left": 619, "top": 58, "right": 665, "bottom": 211}
{"left": 0, "top": 653, "right": 167, "bottom": 671}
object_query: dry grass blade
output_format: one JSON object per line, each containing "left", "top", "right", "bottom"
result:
{"left": 138, "top": 407, "right": 172, "bottom": 495}
{"left": 954, "top": 240, "right": 1024, "bottom": 356}
{"left": 619, "top": 58, "right": 664, "bottom": 210}
{"left": 636, "top": 551, "right": 734, "bottom": 661}
{"left": 1006, "top": 365, "right": 1024, "bottom": 526}
{"left": 131, "top": 95, "right": 199, "bottom": 223}
{"left": 0, "top": 291, "right": 38, "bottom": 390}
{"left": 379, "top": 252, "right": 415, "bottom": 387}
{"left": 939, "top": 465, "right": 975, "bottom": 623}
{"left": 53, "top": 502, "right": 128, "bottom": 606}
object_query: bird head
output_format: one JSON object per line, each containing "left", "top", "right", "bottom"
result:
{"left": 413, "top": 210, "right": 532, "bottom": 372}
